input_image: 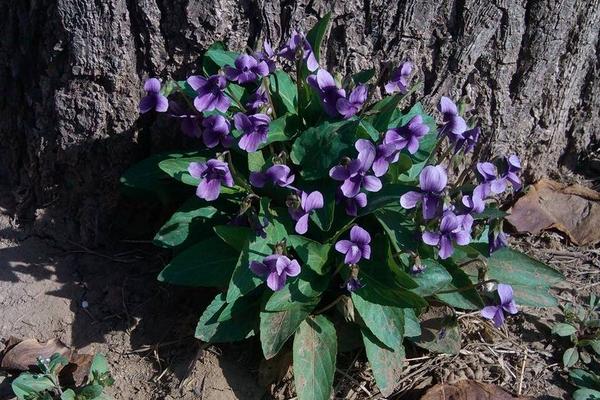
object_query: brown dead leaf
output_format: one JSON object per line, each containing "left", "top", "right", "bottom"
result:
{"left": 506, "top": 179, "right": 600, "bottom": 245}
{"left": 59, "top": 352, "right": 94, "bottom": 386}
{"left": 0, "top": 338, "right": 70, "bottom": 371}
{"left": 420, "top": 380, "right": 533, "bottom": 399}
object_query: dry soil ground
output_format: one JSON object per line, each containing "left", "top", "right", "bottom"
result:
{"left": 0, "top": 196, "right": 598, "bottom": 399}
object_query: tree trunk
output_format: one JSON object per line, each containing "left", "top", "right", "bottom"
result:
{"left": 1, "top": 0, "right": 599, "bottom": 245}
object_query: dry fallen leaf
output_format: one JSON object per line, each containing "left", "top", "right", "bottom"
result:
{"left": 420, "top": 380, "right": 533, "bottom": 400}
{"left": 0, "top": 338, "right": 70, "bottom": 371}
{"left": 59, "top": 352, "right": 95, "bottom": 386}
{"left": 506, "top": 179, "right": 600, "bottom": 245}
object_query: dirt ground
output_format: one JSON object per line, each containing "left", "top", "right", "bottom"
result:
{"left": 0, "top": 192, "right": 598, "bottom": 399}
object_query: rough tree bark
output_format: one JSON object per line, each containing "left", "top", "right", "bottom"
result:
{"left": 1, "top": 0, "right": 599, "bottom": 245}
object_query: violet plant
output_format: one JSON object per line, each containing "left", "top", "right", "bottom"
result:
{"left": 122, "top": 14, "right": 565, "bottom": 400}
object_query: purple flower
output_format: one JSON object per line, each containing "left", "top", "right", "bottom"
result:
{"left": 187, "top": 74, "right": 230, "bottom": 113}
{"left": 489, "top": 228, "right": 508, "bottom": 254}
{"left": 329, "top": 140, "right": 383, "bottom": 198}
{"left": 336, "top": 189, "right": 367, "bottom": 217}
{"left": 202, "top": 115, "right": 232, "bottom": 148}
{"left": 307, "top": 70, "right": 346, "bottom": 117}
{"left": 336, "top": 84, "right": 368, "bottom": 119}
{"left": 225, "top": 54, "right": 270, "bottom": 84}
{"left": 335, "top": 225, "right": 372, "bottom": 264}
{"left": 288, "top": 191, "right": 324, "bottom": 234}
{"left": 422, "top": 211, "right": 471, "bottom": 259}
{"left": 246, "top": 87, "right": 269, "bottom": 112}
{"left": 384, "top": 62, "right": 412, "bottom": 94}
{"left": 476, "top": 162, "right": 506, "bottom": 198}
{"left": 345, "top": 277, "right": 365, "bottom": 292}
{"left": 168, "top": 100, "right": 201, "bottom": 137}
{"left": 188, "top": 159, "right": 234, "bottom": 201}
{"left": 454, "top": 126, "right": 480, "bottom": 154}
{"left": 278, "top": 30, "right": 319, "bottom": 71}
{"left": 233, "top": 113, "right": 270, "bottom": 152}
{"left": 461, "top": 185, "right": 486, "bottom": 214}
{"left": 480, "top": 284, "right": 518, "bottom": 327}
{"left": 400, "top": 165, "right": 448, "bottom": 220}
{"left": 250, "top": 254, "right": 301, "bottom": 291}
{"left": 438, "top": 96, "right": 467, "bottom": 142}
{"left": 139, "top": 78, "right": 169, "bottom": 113}
{"left": 250, "top": 165, "right": 295, "bottom": 188}
{"left": 504, "top": 155, "right": 522, "bottom": 191}
{"left": 255, "top": 40, "right": 276, "bottom": 73}
{"left": 384, "top": 114, "right": 430, "bottom": 155}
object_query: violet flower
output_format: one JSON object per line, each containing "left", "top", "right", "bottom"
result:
{"left": 288, "top": 190, "right": 324, "bottom": 234}
{"left": 454, "top": 126, "right": 480, "bottom": 154}
{"left": 255, "top": 40, "right": 276, "bottom": 73}
{"left": 139, "top": 78, "right": 169, "bottom": 113}
{"left": 246, "top": 87, "right": 268, "bottom": 112}
{"left": 384, "top": 114, "right": 430, "bottom": 155}
{"left": 504, "top": 155, "right": 522, "bottom": 191}
{"left": 480, "top": 284, "right": 518, "bottom": 327}
{"left": 336, "top": 189, "right": 367, "bottom": 217}
{"left": 250, "top": 254, "right": 301, "bottom": 291}
{"left": 384, "top": 62, "right": 412, "bottom": 94}
{"left": 188, "top": 159, "right": 234, "bottom": 201}
{"left": 225, "top": 54, "right": 270, "bottom": 84}
{"left": 489, "top": 228, "right": 509, "bottom": 254}
{"left": 168, "top": 100, "right": 200, "bottom": 137}
{"left": 422, "top": 211, "right": 471, "bottom": 259}
{"left": 461, "top": 185, "right": 486, "bottom": 214}
{"left": 476, "top": 162, "right": 506, "bottom": 198}
{"left": 233, "top": 113, "right": 270, "bottom": 152}
{"left": 336, "top": 84, "right": 368, "bottom": 119}
{"left": 307, "top": 69, "right": 346, "bottom": 117}
{"left": 187, "top": 74, "right": 230, "bottom": 113}
{"left": 250, "top": 165, "right": 295, "bottom": 188}
{"left": 278, "top": 30, "right": 319, "bottom": 71}
{"left": 345, "top": 277, "right": 365, "bottom": 292}
{"left": 335, "top": 225, "right": 372, "bottom": 264}
{"left": 400, "top": 165, "right": 448, "bottom": 220}
{"left": 202, "top": 115, "right": 233, "bottom": 148}
{"left": 329, "top": 140, "right": 383, "bottom": 198}
{"left": 438, "top": 96, "right": 467, "bottom": 142}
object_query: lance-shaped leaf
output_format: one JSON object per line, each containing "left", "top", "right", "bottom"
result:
{"left": 154, "top": 197, "right": 219, "bottom": 248}
{"left": 352, "top": 293, "right": 404, "bottom": 349}
{"left": 410, "top": 259, "right": 453, "bottom": 297}
{"left": 410, "top": 306, "right": 461, "bottom": 354}
{"left": 288, "top": 235, "right": 332, "bottom": 275}
{"left": 226, "top": 235, "right": 272, "bottom": 302}
{"left": 361, "top": 328, "right": 405, "bottom": 397}
{"left": 260, "top": 299, "right": 319, "bottom": 359}
{"left": 158, "top": 237, "right": 238, "bottom": 287}
{"left": 269, "top": 70, "right": 297, "bottom": 115}
{"left": 196, "top": 293, "right": 257, "bottom": 343}
{"left": 306, "top": 13, "right": 331, "bottom": 63}
{"left": 436, "top": 260, "right": 484, "bottom": 310}
{"left": 293, "top": 315, "right": 337, "bottom": 400}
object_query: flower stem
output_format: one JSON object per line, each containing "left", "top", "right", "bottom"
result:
{"left": 313, "top": 295, "right": 343, "bottom": 315}
{"left": 225, "top": 87, "right": 246, "bottom": 112}
{"left": 262, "top": 76, "right": 277, "bottom": 119}
{"left": 225, "top": 151, "right": 252, "bottom": 192}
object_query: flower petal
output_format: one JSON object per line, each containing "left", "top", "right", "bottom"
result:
{"left": 422, "top": 231, "right": 440, "bottom": 246}
{"left": 362, "top": 175, "right": 382, "bottom": 192}
{"left": 335, "top": 240, "right": 354, "bottom": 254}
{"left": 400, "top": 191, "right": 423, "bottom": 209}
{"left": 250, "top": 261, "right": 270, "bottom": 277}
{"left": 304, "top": 191, "right": 324, "bottom": 211}
{"left": 197, "top": 178, "right": 221, "bottom": 201}
{"left": 480, "top": 306, "right": 498, "bottom": 320}
{"left": 144, "top": 78, "right": 161, "bottom": 93}
{"left": 267, "top": 272, "right": 286, "bottom": 291}
{"left": 350, "top": 225, "right": 371, "bottom": 245}
{"left": 438, "top": 235, "right": 454, "bottom": 259}
{"left": 294, "top": 213, "right": 309, "bottom": 234}
{"left": 497, "top": 283, "right": 514, "bottom": 306}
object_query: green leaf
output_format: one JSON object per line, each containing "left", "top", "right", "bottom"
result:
{"left": 411, "top": 307, "right": 461, "bottom": 354}
{"left": 308, "top": 183, "right": 336, "bottom": 232}
{"left": 11, "top": 373, "right": 55, "bottom": 400}
{"left": 158, "top": 237, "right": 238, "bottom": 287}
{"left": 375, "top": 209, "right": 421, "bottom": 252}
{"left": 248, "top": 151, "right": 266, "bottom": 172}
{"left": 410, "top": 259, "right": 453, "bottom": 297}
{"left": 214, "top": 225, "right": 252, "bottom": 252}
{"left": 196, "top": 293, "right": 257, "bottom": 343}
{"left": 226, "top": 235, "right": 272, "bottom": 302}
{"left": 288, "top": 235, "right": 332, "bottom": 275}
{"left": 61, "top": 389, "right": 77, "bottom": 400}
{"left": 154, "top": 198, "right": 218, "bottom": 248}
{"left": 356, "top": 119, "right": 380, "bottom": 141}
{"left": 367, "top": 93, "right": 403, "bottom": 131}
{"left": 260, "top": 301, "right": 318, "bottom": 359}
{"left": 352, "top": 294, "right": 404, "bottom": 349}
{"left": 259, "top": 114, "right": 299, "bottom": 149}
{"left": 570, "top": 369, "right": 600, "bottom": 391}
{"left": 366, "top": 185, "right": 413, "bottom": 216}
{"left": 306, "top": 13, "right": 331, "bottom": 63}
{"left": 403, "top": 309, "right": 422, "bottom": 338}
{"left": 269, "top": 70, "right": 298, "bottom": 115}
{"left": 552, "top": 323, "right": 578, "bottom": 337}
{"left": 203, "top": 45, "right": 239, "bottom": 75}
{"left": 90, "top": 354, "right": 110, "bottom": 376}
{"left": 361, "top": 328, "right": 405, "bottom": 397}
{"left": 591, "top": 340, "right": 600, "bottom": 356}
{"left": 436, "top": 260, "right": 484, "bottom": 310}
{"left": 158, "top": 154, "right": 207, "bottom": 186}
{"left": 293, "top": 315, "right": 337, "bottom": 400}
{"left": 564, "top": 347, "right": 580, "bottom": 368}
{"left": 290, "top": 120, "right": 357, "bottom": 180}
{"left": 471, "top": 248, "right": 563, "bottom": 307}
{"left": 352, "top": 69, "right": 376, "bottom": 84}
{"left": 573, "top": 389, "right": 600, "bottom": 400}
{"left": 79, "top": 384, "right": 104, "bottom": 398}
